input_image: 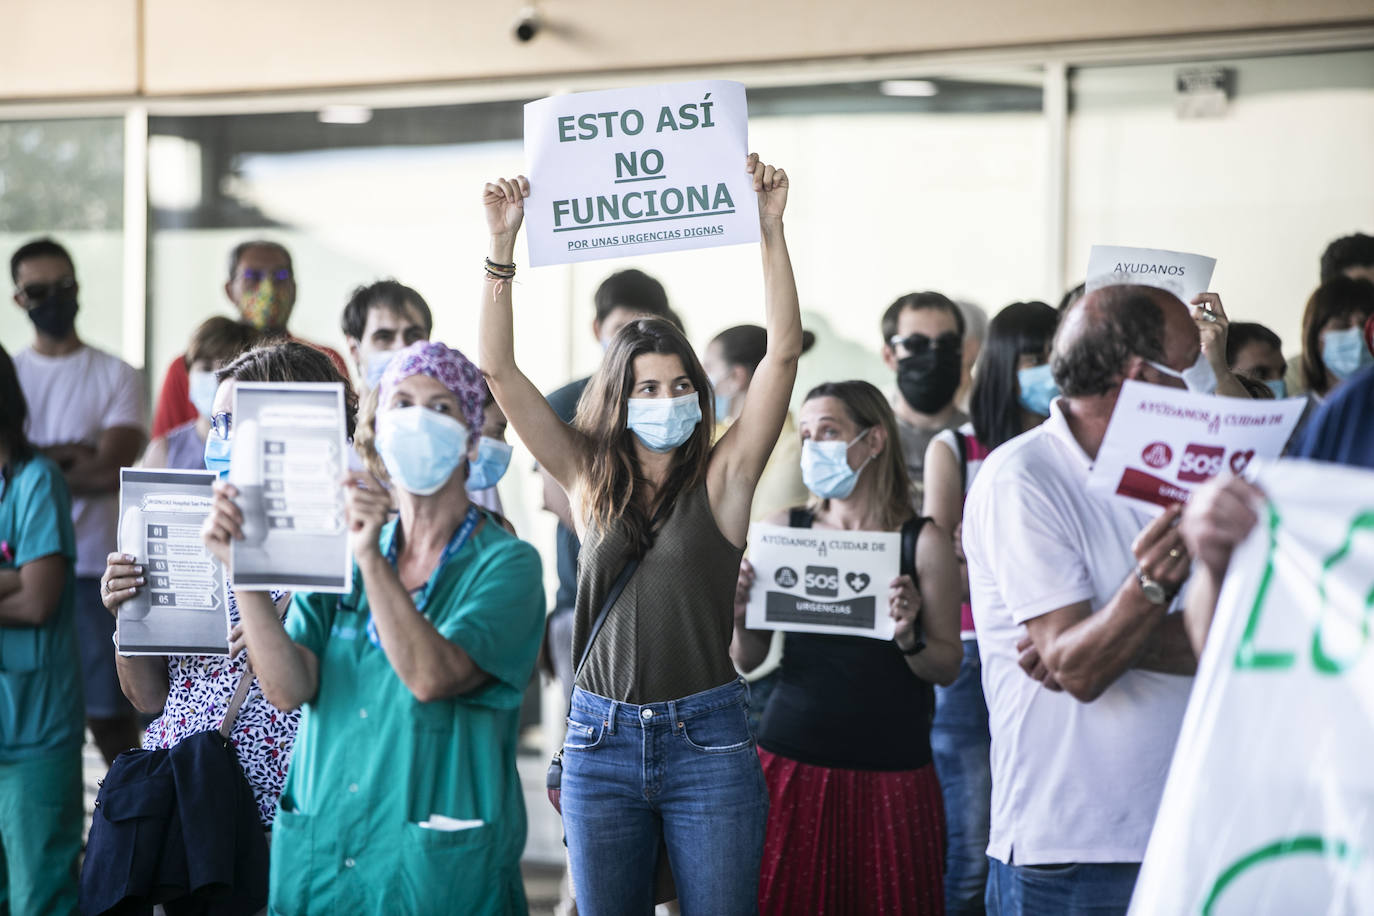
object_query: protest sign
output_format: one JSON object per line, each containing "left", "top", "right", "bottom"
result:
{"left": 1087, "top": 380, "right": 1305, "bottom": 512}
{"left": 1130, "top": 459, "right": 1374, "bottom": 915}
{"left": 522, "top": 80, "right": 758, "bottom": 266}
{"left": 1085, "top": 244, "right": 1217, "bottom": 303}
{"left": 116, "top": 468, "right": 228, "bottom": 655}
{"left": 744, "top": 523, "right": 899, "bottom": 640}
{"left": 229, "top": 382, "right": 351, "bottom": 593}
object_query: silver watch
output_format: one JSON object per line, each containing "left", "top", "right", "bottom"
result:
{"left": 1135, "top": 566, "right": 1168, "bottom": 606}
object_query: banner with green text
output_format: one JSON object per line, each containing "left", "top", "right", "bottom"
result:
{"left": 522, "top": 80, "right": 758, "bottom": 266}
{"left": 1131, "top": 459, "right": 1374, "bottom": 914}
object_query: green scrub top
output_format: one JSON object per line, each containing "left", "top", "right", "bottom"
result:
{"left": 0, "top": 455, "right": 83, "bottom": 763}
{"left": 269, "top": 513, "right": 544, "bottom": 916}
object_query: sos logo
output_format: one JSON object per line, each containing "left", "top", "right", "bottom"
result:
{"left": 1178, "top": 443, "right": 1225, "bottom": 483}
{"left": 804, "top": 566, "right": 839, "bottom": 598}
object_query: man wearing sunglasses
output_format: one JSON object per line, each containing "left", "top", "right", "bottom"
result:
{"left": 10, "top": 238, "right": 147, "bottom": 768}
{"left": 149, "top": 241, "right": 349, "bottom": 439}
{"left": 880, "top": 291, "right": 969, "bottom": 508}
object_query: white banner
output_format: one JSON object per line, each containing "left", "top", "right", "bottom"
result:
{"left": 1087, "top": 380, "right": 1306, "bottom": 512}
{"left": 1085, "top": 244, "right": 1217, "bottom": 303}
{"left": 1131, "top": 459, "right": 1374, "bottom": 914}
{"left": 522, "top": 80, "right": 759, "bottom": 266}
{"left": 744, "top": 523, "right": 899, "bottom": 640}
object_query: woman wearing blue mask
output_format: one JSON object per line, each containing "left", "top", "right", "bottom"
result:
{"left": 919, "top": 298, "right": 1058, "bottom": 915}
{"left": 141, "top": 317, "right": 259, "bottom": 471}
{"left": 480, "top": 154, "right": 800, "bottom": 914}
{"left": 203, "top": 340, "right": 546, "bottom": 915}
{"left": 99, "top": 341, "right": 354, "bottom": 842}
{"left": 1299, "top": 276, "right": 1374, "bottom": 400}
{"left": 732, "top": 379, "right": 961, "bottom": 914}
{"left": 465, "top": 393, "right": 515, "bottom": 518}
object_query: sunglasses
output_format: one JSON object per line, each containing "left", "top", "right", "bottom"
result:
{"left": 240, "top": 267, "right": 293, "bottom": 286}
{"left": 17, "top": 277, "right": 76, "bottom": 303}
{"left": 889, "top": 332, "right": 961, "bottom": 356}
{"left": 210, "top": 412, "right": 233, "bottom": 440}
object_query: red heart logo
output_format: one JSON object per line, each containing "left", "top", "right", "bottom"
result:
{"left": 1229, "top": 449, "right": 1256, "bottom": 474}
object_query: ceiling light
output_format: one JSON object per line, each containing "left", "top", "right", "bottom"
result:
{"left": 879, "top": 80, "right": 938, "bottom": 98}
{"left": 318, "top": 105, "right": 374, "bottom": 125}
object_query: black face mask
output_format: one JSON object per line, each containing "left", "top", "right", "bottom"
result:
{"left": 26, "top": 294, "right": 79, "bottom": 338}
{"left": 896, "top": 345, "right": 962, "bottom": 415}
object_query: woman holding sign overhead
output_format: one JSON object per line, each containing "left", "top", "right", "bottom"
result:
{"left": 732, "top": 380, "right": 961, "bottom": 915}
{"left": 480, "top": 154, "right": 800, "bottom": 914}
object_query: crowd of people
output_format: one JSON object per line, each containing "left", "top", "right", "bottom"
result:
{"left": 1, "top": 151, "right": 1372, "bottom": 915}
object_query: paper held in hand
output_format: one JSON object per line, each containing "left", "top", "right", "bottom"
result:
{"left": 522, "top": 79, "right": 759, "bottom": 266}
{"left": 116, "top": 468, "right": 230, "bottom": 655}
{"left": 1085, "top": 245, "right": 1217, "bottom": 304}
{"left": 229, "top": 382, "right": 352, "bottom": 594}
{"left": 1086, "top": 380, "right": 1306, "bottom": 513}
{"left": 744, "top": 523, "right": 899, "bottom": 640}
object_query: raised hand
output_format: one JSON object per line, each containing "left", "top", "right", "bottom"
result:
{"left": 1191, "top": 292, "right": 1230, "bottom": 374}
{"left": 747, "top": 153, "right": 788, "bottom": 223}
{"left": 483, "top": 176, "right": 531, "bottom": 240}
{"left": 100, "top": 552, "right": 144, "bottom": 613}
{"left": 1179, "top": 475, "right": 1263, "bottom": 580}
{"left": 733, "top": 558, "right": 756, "bottom": 623}
{"left": 201, "top": 480, "right": 244, "bottom": 568}
{"left": 341, "top": 472, "right": 392, "bottom": 560}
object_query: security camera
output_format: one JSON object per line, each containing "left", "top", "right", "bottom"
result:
{"left": 514, "top": 7, "right": 541, "bottom": 42}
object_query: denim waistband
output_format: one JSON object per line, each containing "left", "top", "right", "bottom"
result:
{"left": 570, "top": 678, "right": 748, "bottom": 730}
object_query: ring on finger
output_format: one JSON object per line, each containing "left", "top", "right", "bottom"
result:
{"left": 1168, "top": 547, "right": 1182, "bottom": 560}
{"left": 1199, "top": 311, "right": 1218, "bottom": 323}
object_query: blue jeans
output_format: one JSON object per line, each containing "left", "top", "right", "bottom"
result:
{"left": 931, "top": 639, "right": 992, "bottom": 915}
{"left": 561, "top": 678, "right": 769, "bottom": 916}
{"left": 986, "top": 858, "right": 1140, "bottom": 915}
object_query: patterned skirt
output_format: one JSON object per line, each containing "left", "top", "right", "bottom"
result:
{"left": 758, "top": 748, "right": 946, "bottom": 916}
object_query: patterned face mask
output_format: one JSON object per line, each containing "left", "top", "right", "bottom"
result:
{"left": 239, "top": 278, "right": 293, "bottom": 331}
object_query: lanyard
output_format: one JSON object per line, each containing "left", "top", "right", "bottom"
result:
{"left": 365, "top": 505, "right": 481, "bottom": 648}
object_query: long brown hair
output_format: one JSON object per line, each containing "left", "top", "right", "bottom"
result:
{"left": 574, "top": 317, "right": 713, "bottom": 555}
{"left": 802, "top": 380, "right": 914, "bottom": 531}
{"left": 1300, "top": 277, "right": 1374, "bottom": 395}
{"left": 216, "top": 340, "right": 359, "bottom": 438}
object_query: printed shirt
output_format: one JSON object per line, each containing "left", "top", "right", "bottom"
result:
{"left": 270, "top": 515, "right": 544, "bottom": 915}
{"left": 143, "top": 588, "right": 299, "bottom": 828}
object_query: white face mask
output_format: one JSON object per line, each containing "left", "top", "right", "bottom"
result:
{"left": 1146, "top": 352, "right": 1218, "bottom": 395}
{"left": 188, "top": 369, "right": 219, "bottom": 419}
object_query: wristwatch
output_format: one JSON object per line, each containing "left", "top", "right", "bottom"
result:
{"left": 1135, "top": 566, "right": 1168, "bottom": 606}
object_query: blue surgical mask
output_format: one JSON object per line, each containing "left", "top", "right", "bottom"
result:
{"left": 467, "top": 436, "right": 513, "bottom": 490}
{"left": 1147, "top": 352, "right": 1218, "bottom": 395}
{"left": 203, "top": 433, "right": 232, "bottom": 479}
{"left": 1322, "top": 326, "right": 1374, "bottom": 381}
{"left": 1264, "top": 378, "right": 1288, "bottom": 400}
{"left": 1016, "top": 363, "right": 1059, "bottom": 417}
{"left": 626, "top": 392, "right": 702, "bottom": 453}
{"left": 365, "top": 350, "right": 397, "bottom": 390}
{"left": 188, "top": 370, "right": 219, "bottom": 419}
{"left": 710, "top": 374, "right": 734, "bottom": 424}
{"left": 375, "top": 406, "right": 469, "bottom": 495}
{"left": 801, "top": 429, "right": 872, "bottom": 500}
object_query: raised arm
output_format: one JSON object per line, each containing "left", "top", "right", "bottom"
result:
{"left": 709, "top": 155, "right": 803, "bottom": 541}
{"left": 478, "top": 176, "right": 589, "bottom": 492}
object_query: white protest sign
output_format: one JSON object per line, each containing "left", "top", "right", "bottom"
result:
{"left": 1085, "top": 244, "right": 1217, "bottom": 303}
{"left": 522, "top": 80, "right": 758, "bottom": 266}
{"left": 1130, "top": 459, "right": 1374, "bottom": 915}
{"left": 1087, "top": 380, "right": 1305, "bottom": 512}
{"left": 744, "top": 523, "right": 899, "bottom": 640}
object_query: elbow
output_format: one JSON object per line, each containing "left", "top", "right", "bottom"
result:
{"left": 130, "top": 693, "right": 168, "bottom": 716}
{"left": 260, "top": 682, "right": 307, "bottom": 713}
{"left": 408, "top": 666, "right": 486, "bottom": 704}
{"left": 1056, "top": 670, "right": 1109, "bottom": 703}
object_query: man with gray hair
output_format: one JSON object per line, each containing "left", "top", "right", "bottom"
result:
{"left": 963, "top": 284, "right": 1204, "bottom": 913}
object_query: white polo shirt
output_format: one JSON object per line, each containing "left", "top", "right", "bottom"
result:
{"left": 964, "top": 399, "right": 1192, "bottom": 866}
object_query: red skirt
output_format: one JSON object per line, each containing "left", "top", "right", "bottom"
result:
{"left": 758, "top": 748, "right": 946, "bottom": 916}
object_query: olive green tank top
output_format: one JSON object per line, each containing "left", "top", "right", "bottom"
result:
{"left": 572, "top": 484, "right": 744, "bottom": 704}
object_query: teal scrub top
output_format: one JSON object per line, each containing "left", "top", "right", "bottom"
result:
{"left": 270, "top": 513, "right": 545, "bottom": 916}
{"left": 0, "top": 455, "right": 83, "bottom": 763}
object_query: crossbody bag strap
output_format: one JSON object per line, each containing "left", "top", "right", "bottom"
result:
{"left": 571, "top": 554, "right": 640, "bottom": 685}
{"left": 219, "top": 661, "right": 255, "bottom": 740}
